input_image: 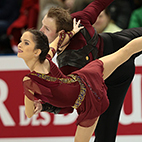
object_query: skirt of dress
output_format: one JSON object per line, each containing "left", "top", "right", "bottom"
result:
{"left": 73, "top": 59, "right": 109, "bottom": 127}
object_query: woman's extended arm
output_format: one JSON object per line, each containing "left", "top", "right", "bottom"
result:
{"left": 48, "top": 18, "right": 84, "bottom": 58}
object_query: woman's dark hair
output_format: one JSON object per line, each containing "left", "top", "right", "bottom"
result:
{"left": 26, "top": 29, "right": 49, "bottom": 63}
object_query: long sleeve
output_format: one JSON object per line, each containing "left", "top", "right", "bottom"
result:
{"left": 71, "top": 0, "right": 114, "bottom": 25}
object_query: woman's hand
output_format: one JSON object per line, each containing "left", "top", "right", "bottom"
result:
{"left": 50, "top": 18, "right": 84, "bottom": 54}
{"left": 34, "top": 99, "right": 42, "bottom": 114}
{"left": 72, "top": 18, "right": 84, "bottom": 34}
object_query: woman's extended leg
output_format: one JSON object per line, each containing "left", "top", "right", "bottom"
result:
{"left": 99, "top": 36, "right": 142, "bottom": 80}
{"left": 74, "top": 117, "right": 99, "bottom": 142}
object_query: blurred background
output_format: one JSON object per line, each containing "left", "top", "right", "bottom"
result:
{"left": 0, "top": 0, "right": 142, "bottom": 142}
{"left": 1, "top": 0, "right": 142, "bottom": 55}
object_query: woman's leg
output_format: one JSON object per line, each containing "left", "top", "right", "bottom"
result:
{"left": 99, "top": 36, "right": 142, "bottom": 80}
{"left": 75, "top": 117, "right": 99, "bottom": 142}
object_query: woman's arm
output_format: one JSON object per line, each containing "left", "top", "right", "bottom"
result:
{"left": 23, "top": 76, "right": 35, "bottom": 118}
{"left": 48, "top": 18, "right": 84, "bottom": 58}
{"left": 25, "top": 95, "right": 35, "bottom": 118}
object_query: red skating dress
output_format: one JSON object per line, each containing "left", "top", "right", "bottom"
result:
{"left": 23, "top": 55, "right": 109, "bottom": 127}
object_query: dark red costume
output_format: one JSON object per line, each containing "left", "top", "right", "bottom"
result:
{"left": 23, "top": 55, "right": 109, "bottom": 127}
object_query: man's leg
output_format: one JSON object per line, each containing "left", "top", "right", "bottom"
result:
{"left": 95, "top": 50, "right": 136, "bottom": 141}
{"left": 94, "top": 28, "right": 142, "bottom": 142}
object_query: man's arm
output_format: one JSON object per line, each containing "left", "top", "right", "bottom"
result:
{"left": 71, "top": 0, "right": 114, "bottom": 25}
{"left": 34, "top": 100, "right": 74, "bottom": 114}
{"left": 41, "top": 102, "right": 61, "bottom": 114}
{"left": 42, "top": 102, "right": 74, "bottom": 114}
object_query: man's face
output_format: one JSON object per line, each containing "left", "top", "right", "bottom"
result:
{"left": 40, "top": 15, "right": 58, "bottom": 43}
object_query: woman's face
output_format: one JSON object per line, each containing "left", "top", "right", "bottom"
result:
{"left": 17, "top": 31, "right": 37, "bottom": 61}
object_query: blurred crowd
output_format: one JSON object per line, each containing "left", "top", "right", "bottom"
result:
{"left": 0, "top": 0, "right": 142, "bottom": 54}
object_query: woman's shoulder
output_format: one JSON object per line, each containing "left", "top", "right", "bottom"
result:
{"left": 23, "top": 76, "right": 31, "bottom": 82}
